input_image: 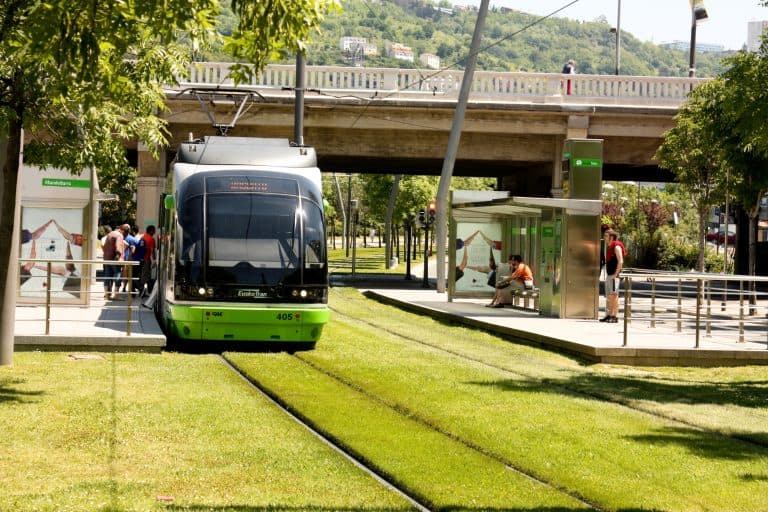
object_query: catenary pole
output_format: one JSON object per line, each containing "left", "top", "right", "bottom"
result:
{"left": 294, "top": 51, "right": 305, "bottom": 146}
{"left": 435, "top": 0, "right": 489, "bottom": 293}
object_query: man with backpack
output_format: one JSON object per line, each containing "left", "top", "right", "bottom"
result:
{"left": 600, "top": 229, "right": 626, "bottom": 323}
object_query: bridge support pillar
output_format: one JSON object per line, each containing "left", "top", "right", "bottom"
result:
{"left": 551, "top": 136, "right": 564, "bottom": 198}
{"left": 136, "top": 143, "right": 167, "bottom": 230}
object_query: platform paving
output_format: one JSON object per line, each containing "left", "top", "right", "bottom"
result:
{"left": 14, "top": 293, "right": 166, "bottom": 352}
{"left": 12, "top": 273, "right": 768, "bottom": 365}
{"left": 362, "top": 287, "right": 768, "bottom": 366}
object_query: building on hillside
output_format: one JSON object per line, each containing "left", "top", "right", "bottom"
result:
{"left": 747, "top": 20, "right": 768, "bottom": 52}
{"left": 419, "top": 53, "right": 440, "bottom": 69}
{"left": 386, "top": 42, "right": 414, "bottom": 62}
{"left": 340, "top": 37, "right": 379, "bottom": 67}
{"left": 659, "top": 40, "right": 724, "bottom": 53}
{"left": 340, "top": 36, "right": 368, "bottom": 51}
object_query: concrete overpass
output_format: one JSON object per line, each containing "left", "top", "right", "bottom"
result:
{"left": 134, "top": 63, "right": 704, "bottom": 227}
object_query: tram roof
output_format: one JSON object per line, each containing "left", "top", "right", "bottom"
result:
{"left": 177, "top": 136, "right": 317, "bottom": 168}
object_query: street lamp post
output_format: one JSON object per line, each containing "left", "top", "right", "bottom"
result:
{"left": 615, "top": 0, "right": 621, "bottom": 75}
{"left": 688, "top": 0, "right": 709, "bottom": 78}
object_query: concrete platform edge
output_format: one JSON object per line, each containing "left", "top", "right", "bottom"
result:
{"left": 364, "top": 291, "right": 768, "bottom": 367}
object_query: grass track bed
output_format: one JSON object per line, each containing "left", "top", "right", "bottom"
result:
{"left": 343, "top": 288, "right": 768, "bottom": 443}
{"left": 0, "top": 352, "right": 411, "bottom": 511}
{"left": 224, "top": 352, "right": 591, "bottom": 511}
{"left": 275, "top": 288, "right": 768, "bottom": 511}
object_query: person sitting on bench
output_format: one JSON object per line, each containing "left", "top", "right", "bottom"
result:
{"left": 487, "top": 254, "right": 534, "bottom": 308}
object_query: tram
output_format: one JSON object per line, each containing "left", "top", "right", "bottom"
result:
{"left": 155, "top": 136, "right": 329, "bottom": 345}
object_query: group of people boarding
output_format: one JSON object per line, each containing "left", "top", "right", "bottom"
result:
{"left": 99, "top": 223, "right": 156, "bottom": 300}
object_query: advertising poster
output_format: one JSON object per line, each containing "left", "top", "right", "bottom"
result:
{"left": 19, "top": 207, "right": 85, "bottom": 301}
{"left": 454, "top": 222, "right": 503, "bottom": 294}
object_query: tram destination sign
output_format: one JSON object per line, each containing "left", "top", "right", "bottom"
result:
{"left": 207, "top": 176, "right": 298, "bottom": 195}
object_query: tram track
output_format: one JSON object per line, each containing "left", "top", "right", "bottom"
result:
{"left": 329, "top": 296, "right": 768, "bottom": 451}
{"left": 222, "top": 350, "right": 604, "bottom": 511}
{"left": 219, "top": 354, "right": 432, "bottom": 512}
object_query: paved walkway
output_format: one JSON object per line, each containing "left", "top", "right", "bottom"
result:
{"left": 14, "top": 292, "right": 165, "bottom": 352}
{"left": 363, "top": 286, "right": 768, "bottom": 366}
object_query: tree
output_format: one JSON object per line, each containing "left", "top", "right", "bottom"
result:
{"left": 0, "top": 0, "right": 335, "bottom": 365}
{"left": 714, "top": 46, "right": 768, "bottom": 280}
{"left": 656, "top": 80, "right": 727, "bottom": 271}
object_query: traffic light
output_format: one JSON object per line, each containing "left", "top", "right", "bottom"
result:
{"left": 417, "top": 209, "right": 426, "bottom": 227}
{"left": 428, "top": 202, "right": 436, "bottom": 224}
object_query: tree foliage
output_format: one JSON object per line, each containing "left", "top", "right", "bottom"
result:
{"left": 0, "top": 0, "right": 335, "bottom": 362}
{"left": 657, "top": 28, "right": 768, "bottom": 274}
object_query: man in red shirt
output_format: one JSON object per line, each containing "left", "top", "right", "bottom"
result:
{"left": 136, "top": 225, "right": 157, "bottom": 297}
{"left": 601, "top": 229, "right": 626, "bottom": 323}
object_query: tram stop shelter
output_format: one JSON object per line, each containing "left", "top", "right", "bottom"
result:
{"left": 448, "top": 192, "right": 602, "bottom": 319}
{"left": 18, "top": 165, "right": 115, "bottom": 306}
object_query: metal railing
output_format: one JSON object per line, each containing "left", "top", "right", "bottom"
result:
{"left": 619, "top": 270, "right": 768, "bottom": 348}
{"left": 178, "top": 62, "right": 708, "bottom": 107}
{"left": 18, "top": 259, "right": 142, "bottom": 336}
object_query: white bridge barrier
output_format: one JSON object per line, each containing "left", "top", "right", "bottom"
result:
{"left": 180, "top": 62, "right": 706, "bottom": 107}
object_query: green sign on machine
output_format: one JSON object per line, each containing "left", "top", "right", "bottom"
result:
{"left": 542, "top": 226, "right": 554, "bottom": 237}
{"left": 42, "top": 178, "right": 90, "bottom": 188}
{"left": 572, "top": 158, "right": 602, "bottom": 168}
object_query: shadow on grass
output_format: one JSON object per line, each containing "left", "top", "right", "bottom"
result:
{"left": 626, "top": 425, "right": 768, "bottom": 460}
{"left": 0, "top": 378, "right": 43, "bottom": 403}
{"left": 165, "top": 339, "right": 315, "bottom": 355}
{"left": 475, "top": 371, "right": 768, "bottom": 409}
{"left": 471, "top": 377, "right": 768, "bottom": 456}
{"left": 164, "top": 506, "right": 600, "bottom": 512}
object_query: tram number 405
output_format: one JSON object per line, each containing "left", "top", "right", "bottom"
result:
{"left": 276, "top": 312, "right": 297, "bottom": 321}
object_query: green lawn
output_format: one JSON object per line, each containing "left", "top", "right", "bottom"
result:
{"left": 328, "top": 245, "right": 427, "bottom": 275}
{"left": 229, "top": 288, "right": 768, "bottom": 512}
{"left": 3, "top": 286, "right": 768, "bottom": 511}
{"left": 0, "top": 352, "right": 413, "bottom": 511}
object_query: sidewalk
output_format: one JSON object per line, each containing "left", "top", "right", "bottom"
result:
{"left": 14, "top": 269, "right": 768, "bottom": 365}
{"left": 14, "top": 293, "right": 166, "bottom": 352}
{"left": 361, "top": 286, "right": 768, "bottom": 366}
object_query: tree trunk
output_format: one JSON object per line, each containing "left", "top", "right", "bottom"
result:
{"left": 747, "top": 200, "right": 760, "bottom": 314}
{"left": 333, "top": 173, "right": 346, "bottom": 253}
{"left": 0, "top": 119, "right": 24, "bottom": 366}
{"left": 384, "top": 174, "right": 401, "bottom": 267}
{"left": 697, "top": 205, "right": 706, "bottom": 272}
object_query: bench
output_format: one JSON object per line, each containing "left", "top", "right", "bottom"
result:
{"left": 511, "top": 288, "right": 540, "bottom": 311}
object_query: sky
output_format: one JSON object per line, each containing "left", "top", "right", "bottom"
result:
{"left": 470, "top": 0, "right": 768, "bottom": 50}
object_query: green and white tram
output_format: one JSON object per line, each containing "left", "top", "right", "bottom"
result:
{"left": 155, "top": 136, "right": 329, "bottom": 345}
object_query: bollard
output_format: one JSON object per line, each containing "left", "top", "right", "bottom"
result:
{"left": 45, "top": 262, "right": 52, "bottom": 335}
{"left": 739, "top": 280, "right": 744, "bottom": 343}
{"left": 705, "top": 280, "right": 711, "bottom": 336}
{"left": 622, "top": 276, "right": 630, "bottom": 347}
{"left": 126, "top": 265, "right": 133, "bottom": 336}
{"left": 695, "top": 278, "right": 702, "bottom": 349}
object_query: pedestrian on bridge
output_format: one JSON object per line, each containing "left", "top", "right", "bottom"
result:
{"left": 562, "top": 59, "right": 575, "bottom": 95}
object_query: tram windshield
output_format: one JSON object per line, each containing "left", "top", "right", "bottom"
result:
{"left": 176, "top": 191, "right": 325, "bottom": 290}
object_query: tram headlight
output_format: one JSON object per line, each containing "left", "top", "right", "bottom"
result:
{"left": 291, "top": 289, "right": 299, "bottom": 297}
{"left": 198, "top": 287, "right": 206, "bottom": 296}
{"left": 300, "top": 289, "right": 308, "bottom": 298}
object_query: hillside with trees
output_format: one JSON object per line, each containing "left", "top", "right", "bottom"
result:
{"left": 208, "top": 0, "right": 732, "bottom": 77}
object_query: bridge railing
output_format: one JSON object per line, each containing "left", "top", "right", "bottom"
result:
{"left": 182, "top": 62, "right": 706, "bottom": 107}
